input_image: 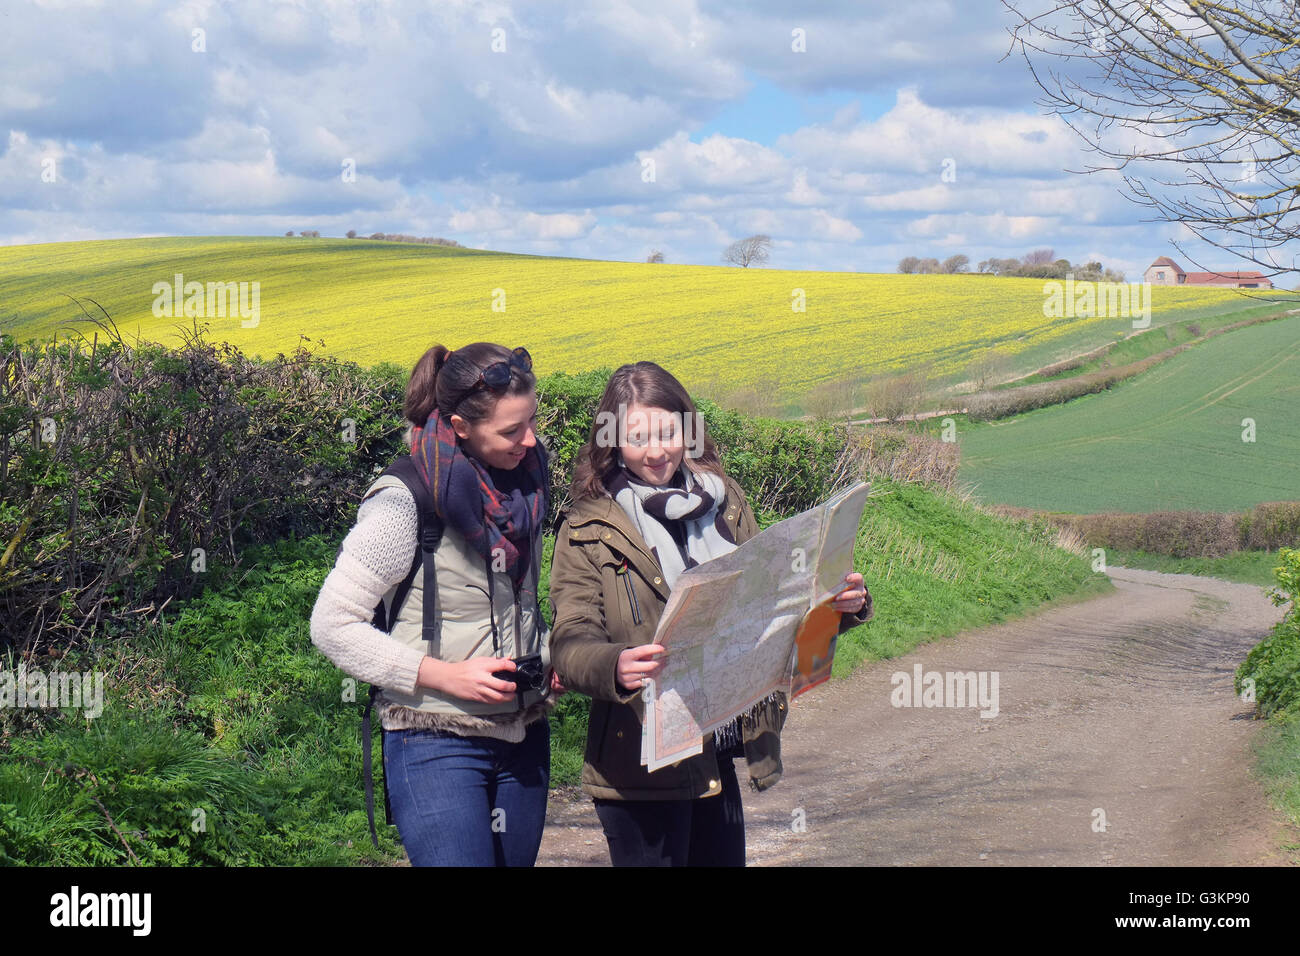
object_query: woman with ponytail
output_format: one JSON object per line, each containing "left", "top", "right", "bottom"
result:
{"left": 311, "top": 342, "right": 561, "bottom": 866}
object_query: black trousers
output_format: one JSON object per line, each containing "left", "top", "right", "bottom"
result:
{"left": 592, "top": 756, "right": 746, "bottom": 866}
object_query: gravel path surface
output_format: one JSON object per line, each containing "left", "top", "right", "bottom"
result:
{"left": 537, "top": 567, "right": 1300, "bottom": 866}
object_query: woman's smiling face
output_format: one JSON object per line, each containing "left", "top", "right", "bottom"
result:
{"left": 451, "top": 389, "right": 539, "bottom": 470}
{"left": 620, "top": 402, "right": 685, "bottom": 485}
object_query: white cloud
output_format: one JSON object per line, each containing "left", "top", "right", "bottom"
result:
{"left": 785, "top": 168, "right": 824, "bottom": 205}
{"left": 0, "top": 0, "right": 1253, "bottom": 280}
{"left": 779, "top": 87, "right": 1085, "bottom": 178}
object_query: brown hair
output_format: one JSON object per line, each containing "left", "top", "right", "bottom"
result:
{"left": 403, "top": 342, "right": 537, "bottom": 437}
{"left": 569, "top": 361, "right": 724, "bottom": 501}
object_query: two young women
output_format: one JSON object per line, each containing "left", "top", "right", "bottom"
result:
{"left": 311, "top": 342, "right": 872, "bottom": 867}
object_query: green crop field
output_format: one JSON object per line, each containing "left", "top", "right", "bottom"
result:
{"left": 0, "top": 236, "right": 1275, "bottom": 413}
{"left": 957, "top": 316, "right": 1300, "bottom": 513}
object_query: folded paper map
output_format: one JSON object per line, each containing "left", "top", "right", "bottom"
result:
{"left": 641, "top": 480, "right": 871, "bottom": 771}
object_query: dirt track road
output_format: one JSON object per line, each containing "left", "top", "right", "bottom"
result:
{"left": 537, "top": 567, "right": 1300, "bottom": 866}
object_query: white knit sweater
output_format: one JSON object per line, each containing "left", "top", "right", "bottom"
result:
{"left": 309, "top": 484, "right": 550, "bottom": 739}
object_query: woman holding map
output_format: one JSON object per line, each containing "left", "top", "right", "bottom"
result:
{"left": 548, "top": 361, "right": 873, "bottom": 866}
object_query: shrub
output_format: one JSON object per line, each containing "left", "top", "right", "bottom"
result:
{"left": 1240, "top": 502, "right": 1300, "bottom": 551}
{"left": 0, "top": 321, "right": 406, "bottom": 655}
{"left": 864, "top": 366, "right": 932, "bottom": 421}
{"left": 1237, "top": 548, "right": 1300, "bottom": 719}
{"left": 801, "top": 374, "right": 862, "bottom": 421}
{"left": 852, "top": 424, "right": 958, "bottom": 490}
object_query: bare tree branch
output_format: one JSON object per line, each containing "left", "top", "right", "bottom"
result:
{"left": 1002, "top": 0, "right": 1300, "bottom": 288}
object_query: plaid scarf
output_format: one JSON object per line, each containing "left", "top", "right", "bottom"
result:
{"left": 410, "top": 408, "right": 550, "bottom": 590}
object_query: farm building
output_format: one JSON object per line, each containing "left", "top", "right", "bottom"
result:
{"left": 1144, "top": 256, "right": 1273, "bottom": 289}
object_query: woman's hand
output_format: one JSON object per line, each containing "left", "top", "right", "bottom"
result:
{"left": 549, "top": 669, "right": 567, "bottom": 696}
{"left": 829, "top": 572, "right": 868, "bottom": 614}
{"left": 419, "top": 656, "right": 518, "bottom": 703}
{"left": 616, "top": 643, "right": 665, "bottom": 691}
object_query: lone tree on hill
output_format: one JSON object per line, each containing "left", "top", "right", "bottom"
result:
{"left": 723, "top": 234, "right": 771, "bottom": 267}
{"left": 1004, "top": 0, "right": 1300, "bottom": 285}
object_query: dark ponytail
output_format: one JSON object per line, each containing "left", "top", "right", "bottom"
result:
{"left": 403, "top": 342, "right": 536, "bottom": 441}
{"left": 403, "top": 344, "right": 452, "bottom": 433}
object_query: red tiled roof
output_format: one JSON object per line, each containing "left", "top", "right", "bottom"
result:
{"left": 1148, "top": 256, "right": 1184, "bottom": 273}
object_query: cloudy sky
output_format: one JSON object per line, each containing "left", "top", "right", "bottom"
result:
{"left": 0, "top": 0, "right": 1270, "bottom": 279}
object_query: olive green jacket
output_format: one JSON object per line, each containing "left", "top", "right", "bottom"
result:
{"left": 548, "top": 475, "right": 873, "bottom": 800}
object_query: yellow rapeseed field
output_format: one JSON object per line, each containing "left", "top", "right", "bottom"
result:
{"left": 0, "top": 236, "right": 1273, "bottom": 410}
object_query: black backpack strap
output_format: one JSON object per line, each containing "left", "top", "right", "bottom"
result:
{"left": 362, "top": 454, "right": 443, "bottom": 849}
{"left": 362, "top": 683, "right": 381, "bottom": 846}
{"left": 386, "top": 454, "right": 444, "bottom": 649}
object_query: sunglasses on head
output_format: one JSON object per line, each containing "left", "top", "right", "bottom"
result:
{"left": 448, "top": 346, "right": 532, "bottom": 413}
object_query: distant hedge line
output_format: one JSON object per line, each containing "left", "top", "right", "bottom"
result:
{"left": 991, "top": 501, "right": 1300, "bottom": 557}
{"left": 962, "top": 355, "right": 1164, "bottom": 421}
{"left": 962, "top": 312, "right": 1286, "bottom": 422}
{"left": 2, "top": 323, "right": 925, "bottom": 656}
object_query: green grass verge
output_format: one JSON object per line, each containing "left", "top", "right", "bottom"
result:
{"left": 1, "top": 534, "right": 394, "bottom": 865}
{"left": 831, "top": 479, "right": 1111, "bottom": 672}
{"left": 1234, "top": 548, "right": 1300, "bottom": 835}
{"left": 1251, "top": 713, "right": 1300, "bottom": 834}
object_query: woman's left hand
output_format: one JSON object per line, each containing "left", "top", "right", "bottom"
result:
{"left": 829, "top": 571, "right": 867, "bottom": 614}
{"left": 550, "top": 669, "right": 567, "bottom": 696}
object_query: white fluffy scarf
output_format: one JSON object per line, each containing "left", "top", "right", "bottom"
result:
{"left": 607, "top": 462, "right": 737, "bottom": 588}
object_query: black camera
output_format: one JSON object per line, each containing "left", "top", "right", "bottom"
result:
{"left": 493, "top": 653, "right": 548, "bottom": 693}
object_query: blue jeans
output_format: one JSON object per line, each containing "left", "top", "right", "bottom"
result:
{"left": 382, "top": 717, "right": 550, "bottom": 866}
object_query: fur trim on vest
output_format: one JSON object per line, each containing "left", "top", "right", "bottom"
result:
{"left": 377, "top": 694, "right": 556, "bottom": 742}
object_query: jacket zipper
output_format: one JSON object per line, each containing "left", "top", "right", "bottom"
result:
{"left": 617, "top": 562, "right": 642, "bottom": 626}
